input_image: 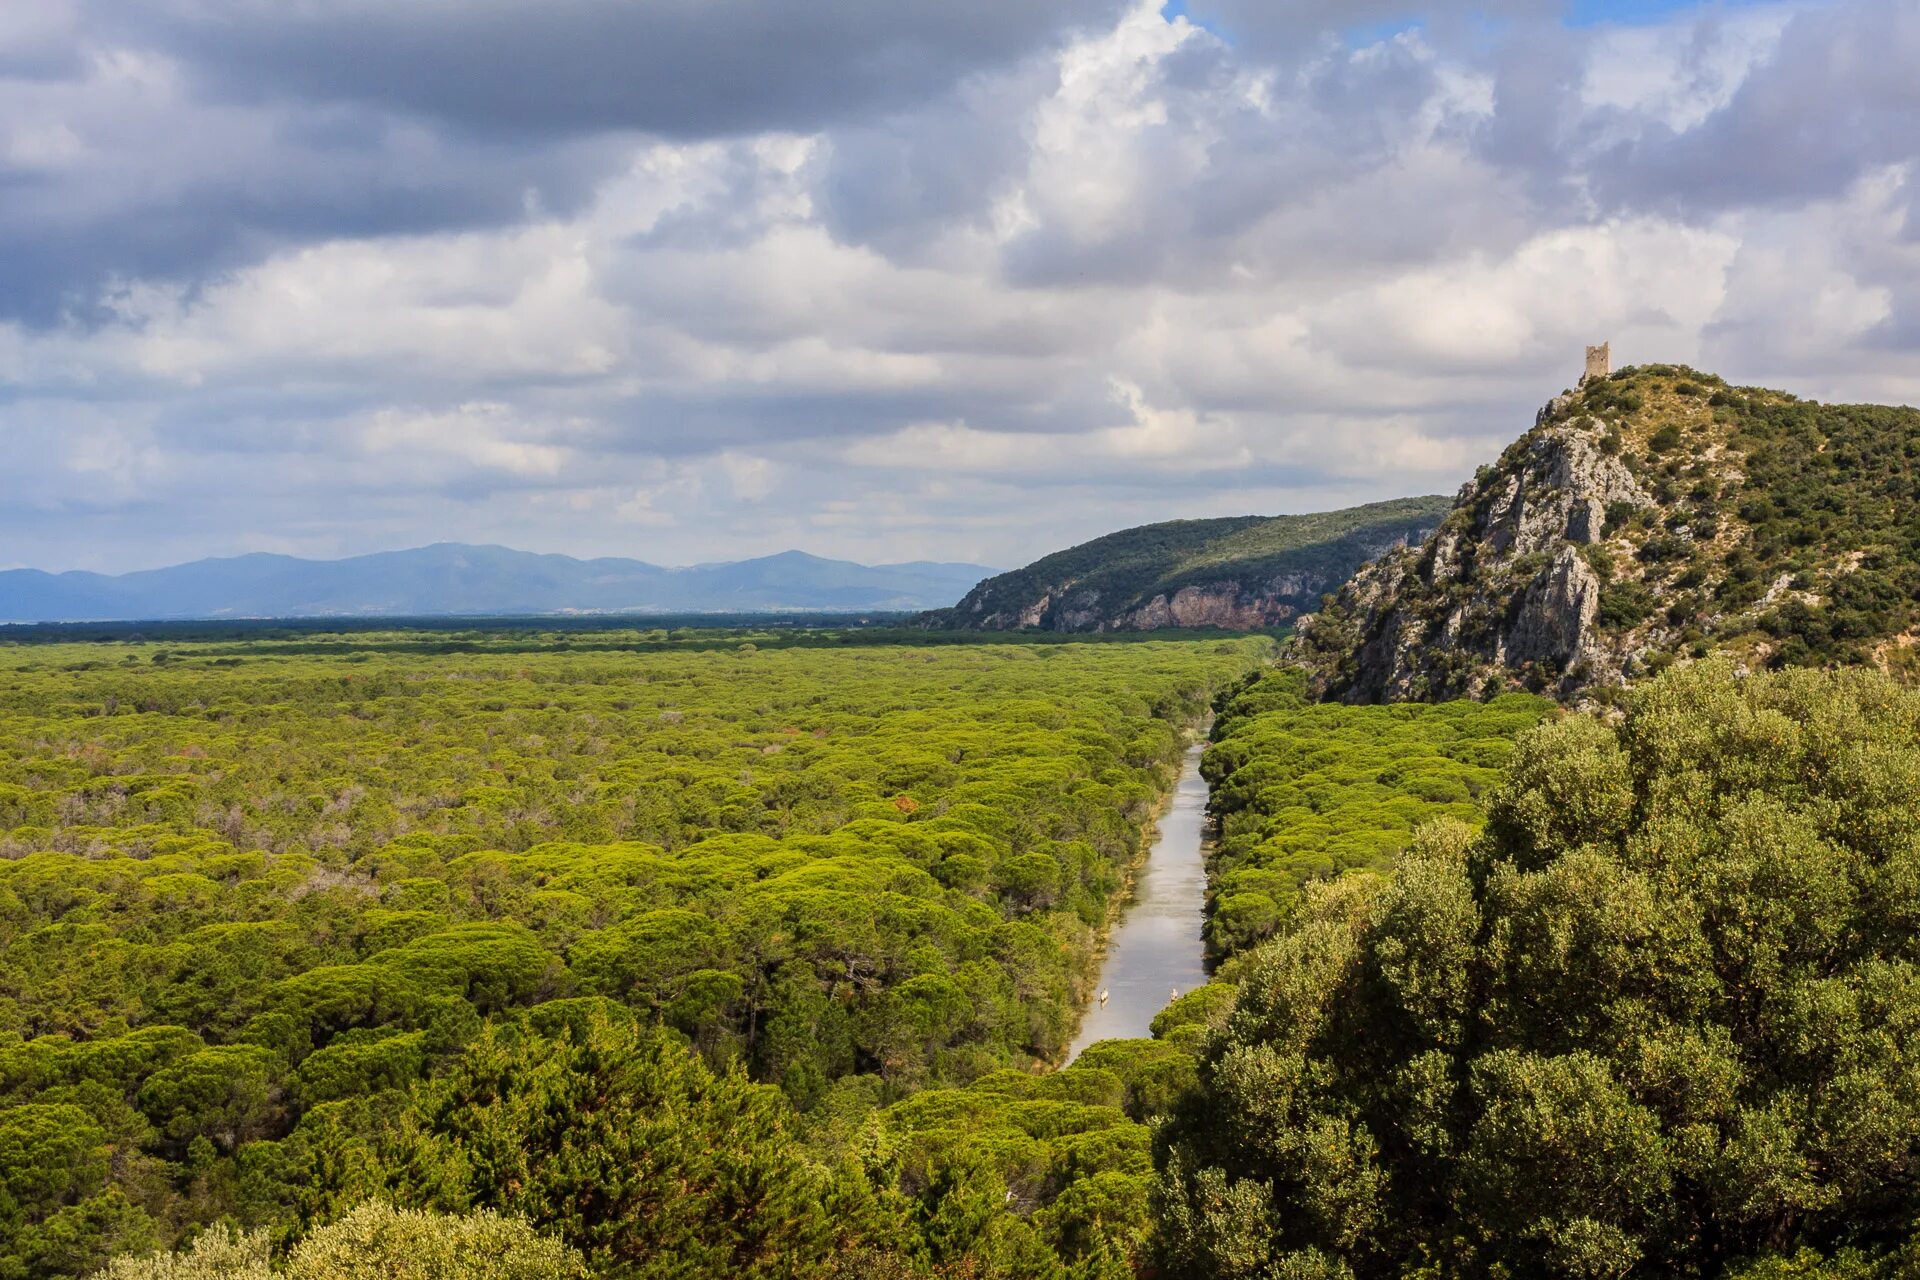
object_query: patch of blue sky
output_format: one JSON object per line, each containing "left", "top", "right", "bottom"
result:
{"left": 1329, "top": 1, "right": 1796, "bottom": 48}
{"left": 1564, "top": 0, "right": 1785, "bottom": 24}
{"left": 1160, "top": 0, "right": 1233, "bottom": 41}
{"left": 1166, "top": 0, "right": 1801, "bottom": 54}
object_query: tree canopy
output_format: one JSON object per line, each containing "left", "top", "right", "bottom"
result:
{"left": 0, "top": 631, "right": 1267, "bottom": 1277}
{"left": 96, "top": 1203, "right": 585, "bottom": 1280}
{"left": 1158, "top": 662, "right": 1920, "bottom": 1279}
{"left": 1201, "top": 671, "right": 1550, "bottom": 962}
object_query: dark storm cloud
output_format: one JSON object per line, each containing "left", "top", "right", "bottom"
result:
{"left": 1466, "top": 17, "right": 1588, "bottom": 179}
{"left": 91, "top": 0, "right": 1129, "bottom": 140}
{"left": 0, "top": 38, "right": 628, "bottom": 324}
{"left": 0, "top": 6, "right": 85, "bottom": 79}
{"left": 993, "top": 23, "right": 1497, "bottom": 291}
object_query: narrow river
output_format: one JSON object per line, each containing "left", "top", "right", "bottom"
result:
{"left": 1066, "top": 742, "right": 1211, "bottom": 1061}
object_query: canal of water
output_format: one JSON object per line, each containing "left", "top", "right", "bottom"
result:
{"left": 1065, "top": 742, "right": 1211, "bottom": 1061}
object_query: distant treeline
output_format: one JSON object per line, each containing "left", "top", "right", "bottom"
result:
{"left": 0, "top": 613, "right": 913, "bottom": 645}
{"left": 1, "top": 617, "right": 1278, "bottom": 656}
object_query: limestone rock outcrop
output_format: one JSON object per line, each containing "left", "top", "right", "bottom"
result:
{"left": 1288, "top": 361, "right": 1920, "bottom": 702}
{"left": 1294, "top": 402, "right": 1663, "bottom": 701}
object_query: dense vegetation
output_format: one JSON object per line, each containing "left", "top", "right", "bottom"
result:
{"left": 920, "top": 499, "right": 1450, "bottom": 633}
{"left": 1295, "top": 366, "right": 1920, "bottom": 701}
{"left": 0, "top": 632, "right": 1268, "bottom": 1278}
{"left": 1578, "top": 366, "right": 1920, "bottom": 675}
{"left": 1713, "top": 390, "right": 1920, "bottom": 671}
{"left": 14, "top": 456, "right": 1920, "bottom": 1279}
{"left": 1200, "top": 672, "right": 1551, "bottom": 962}
{"left": 101, "top": 1203, "right": 587, "bottom": 1280}
{"left": 867, "top": 1023, "right": 1214, "bottom": 1277}
{"left": 1158, "top": 662, "right": 1920, "bottom": 1278}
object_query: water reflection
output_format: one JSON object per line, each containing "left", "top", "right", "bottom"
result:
{"left": 1066, "top": 742, "right": 1210, "bottom": 1061}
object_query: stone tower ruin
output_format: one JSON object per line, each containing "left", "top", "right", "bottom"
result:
{"left": 1583, "top": 342, "right": 1611, "bottom": 383}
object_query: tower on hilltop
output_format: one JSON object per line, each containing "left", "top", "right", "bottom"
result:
{"left": 1583, "top": 342, "right": 1611, "bottom": 383}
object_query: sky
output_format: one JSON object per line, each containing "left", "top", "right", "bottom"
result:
{"left": 3, "top": 0, "right": 1917, "bottom": 574}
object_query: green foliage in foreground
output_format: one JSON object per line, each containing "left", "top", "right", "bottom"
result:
{"left": 869, "top": 997, "right": 1227, "bottom": 1280}
{"left": 98, "top": 1202, "right": 585, "bottom": 1279}
{"left": 1201, "top": 671, "right": 1552, "bottom": 962}
{"left": 385, "top": 1008, "right": 861, "bottom": 1277}
{"left": 1158, "top": 662, "right": 1920, "bottom": 1278}
{"left": 0, "top": 634, "right": 1268, "bottom": 1277}
{"left": 873, "top": 1044, "right": 1169, "bottom": 1278}
{"left": 84, "top": 1002, "right": 1216, "bottom": 1280}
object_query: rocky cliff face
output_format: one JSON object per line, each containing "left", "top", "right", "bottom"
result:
{"left": 1296, "top": 364, "right": 1920, "bottom": 701}
{"left": 1119, "top": 578, "right": 1326, "bottom": 630}
{"left": 928, "top": 499, "right": 1452, "bottom": 634}
{"left": 1302, "top": 417, "right": 1656, "bottom": 699}
{"left": 992, "top": 566, "right": 1356, "bottom": 633}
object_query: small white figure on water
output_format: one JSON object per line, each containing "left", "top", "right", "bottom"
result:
{"left": 1170, "top": 987, "right": 1179, "bottom": 1002}
{"left": 1098, "top": 989, "right": 1110, "bottom": 1007}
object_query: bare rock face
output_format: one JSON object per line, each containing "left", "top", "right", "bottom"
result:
{"left": 1298, "top": 362, "right": 1920, "bottom": 703}
{"left": 1505, "top": 546, "right": 1602, "bottom": 666}
{"left": 1295, "top": 408, "right": 1655, "bottom": 702}
{"left": 982, "top": 573, "right": 1340, "bottom": 632}
{"left": 1484, "top": 426, "right": 1650, "bottom": 557}
{"left": 1543, "top": 427, "right": 1653, "bottom": 545}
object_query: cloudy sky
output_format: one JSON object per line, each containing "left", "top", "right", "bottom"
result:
{"left": 3, "top": 0, "right": 1917, "bottom": 573}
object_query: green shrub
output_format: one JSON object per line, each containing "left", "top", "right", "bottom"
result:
{"left": 1158, "top": 663, "right": 1920, "bottom": 1278}
{"left": 96, "top": 1205, "right": 586, "bottom": 1280}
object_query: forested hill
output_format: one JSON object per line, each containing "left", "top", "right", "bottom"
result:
{"left": 1293, "top": 365, "right": 1920, "bottom": 702}
{"left": 918, "top": 497, "right": 1451, "bottom": 633}
{"left": 0, "top": 544, "right": 996, "bottom": 622}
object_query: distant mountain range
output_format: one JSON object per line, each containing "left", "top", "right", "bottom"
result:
{"left": 0, "top": 544, "right": 998, "bottom": 623}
